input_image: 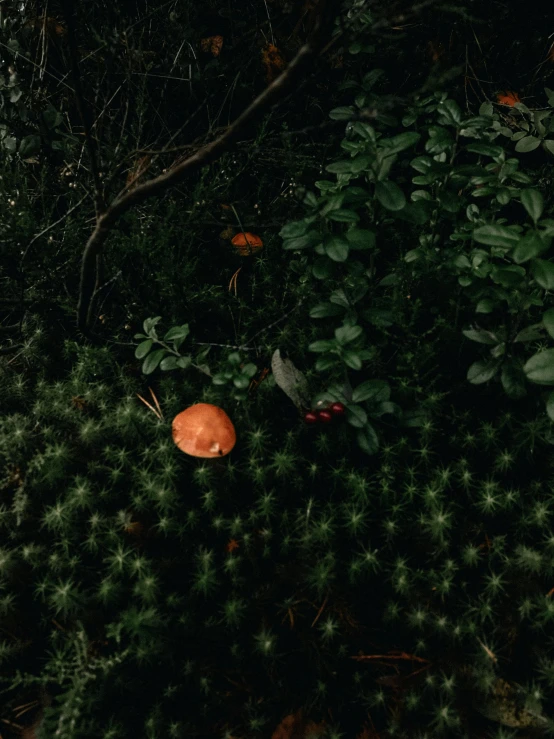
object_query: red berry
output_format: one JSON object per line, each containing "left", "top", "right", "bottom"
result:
{"left": 329, "top": 402, "right": 346, "bottom": 416}
{"left": 304, "top": 411, "right": 318, "bottom": 425}
{"left": 317, "top": 410, "right": 333, "bottom": 423}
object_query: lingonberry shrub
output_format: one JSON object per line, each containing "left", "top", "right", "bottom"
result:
{"left": 280, "top": 85, "right": 554, "bottom": 455}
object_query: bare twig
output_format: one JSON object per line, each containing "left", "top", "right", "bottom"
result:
{"left": 60, "top": 0, "right": 104, "bottom": 216}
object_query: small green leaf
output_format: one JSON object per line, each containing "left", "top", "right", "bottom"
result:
{"left": 475, "top": 299, "right": 495, "bottom": 314}
{"left": 375, "top": 180, "right": 406, "bottom": 211}
{"left": 327, "top": 209, "right": 360, "bottom": 223}
{"left": 329, "top": 106, "right": 356, "bottom": 120}
{"left": 141, "top": 349, "right": 167, "bottom": 375}
{"left": 543, "top": 308, "right": 554, "bottom": 338}
{"left": 308, "top": 339, "right": 337, "bottom": 353}
{"left": 400, "top": 409, "right": 428, "bottom": 427}
{"left": 404, "top": 248, "right": 422, "bottom": 262}
{"left": 233, "top": 375, "right": 250, "bottom": 389}
{"left": 352, "top": 379, "right": 390, "bottom": 403}
{"left": 324, "top": 236, "right": 350, "bottom": 262}
{"left": 465, "top": 143, "right": 505, "bottom": 157}
{"left": 345, "top": 228, "right": 375, "bottom": 250}
{"left": 473, "top": 225, "right": 520, "bottom": 248}
{"left": 212, "top": 373, "right": 228, "bottom": 385}
{"left": 241, "top": 363, "right": 258, "bottom": 378}
{"left": 342, "top": 350, "right": 363, "bottom": 370}
{"left": 282, "top": 232, "right": 321, "bottom": 250}
{"left": 513, "top": 323, "right": 545, "bottom": 342}
{"left": 143, "top": 316, "right": 162, "bottom": 335}
{"left": 531, "top": 259, "right": 554, "bottom": 290}
{"left": 501, "top": 360, "right": 527, "bottom": 399}
{"left": 547, "top": 391, "right": 554, "bottom": 421}
{"left": 356, "top": 423, "right": 379, "bottom": 454}
{"left": 135, "top": 339, "right": 153, "bottom": 359}
{"left": 346, "top": 404, "right": 368, "bottom": 427}
{"left": 524, "top": 349, "right": 554, "bottom": 385}
{"left": 335, "top": 324, "right": 363, "bottom": 344}
{"left": 515, "top": 135, "right": 541, "bottom": 152}
{"left": 386, "top": 131, "right": 421, "bottom": 153}
{"left": 312, "top": 258, "right": 334, "bottom": 280}
{"left": 164, "top": 324, "right": 190, "bottom": 342}
{"left": 310, "top": 303, "right": 344, "bottom": 318}
{"left": 326, "top": 160, "right": 355, "bottom": 174}
{"left": 521, "top": 189, "right": 544, "bottom": 222}
{"left": 467, "top": 359, "right": 499, "bottom": 384}
{"left": 462, "top": 328, "right": 499, "bottom": 345}
{"left": 19, "top": 134, "right": 41, "bottom": 157}
{"left": 279, "top": 220, "right": 309, "bottom": 239}
{"left": 490, "top": 265, "right": 526, "bottom": 287}
{"left": 160, "top": 356, "right": 179, "bottom": 371}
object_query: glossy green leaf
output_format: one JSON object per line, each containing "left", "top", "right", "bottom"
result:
{"left": 547, "top": 391, "right": 554, "bottom": 421}
{"left": 329, "top": 106, "right": 356, "bottom": 120}
{"left": 346, "top": 404, "right": 368, "bottom": 427}
{"left": 543, "top": 308, "right": 554, "bottom": 338}
{"left": 164, "top": 325, "right": 190, "bottom": 342}
{"left": 531, "top": 259, "right": 554, "bottom": 290}
{"left": 141, "top": 349, "right": 167, "bottom": 375}
{"left": 356, "top": 423, "right": 379, "bottom": 454}
{"left": 282, "top": 232, "right": 321, "bottom": 250}
{"left": 467, "top": 359, "right": 499, "bottom": 384}
{"left": 473, "top": 225, "right": 520, "bottom": 248}
{"left": 523, "top": 349, "right": 554, "bottom": 385}
{"left": 515, "top": 135, "right": 541, "bottom": 152}
{"left": 335, "top": 324, "right": 363, "bottom": 344}
{"left": 327, "top": 209, "right": 360, "bottom": 223}
{"left": 375, "top": 180, "right": 406, "bottom": 211}
{"left": 310, "top": 302, "right": 344, "bottom": 318}
{"left": 501, "top": 360, "right": 527, "bottom": 399}
{"left": 352, "top": 379, "right": 390, "bottom": 403}
{"left": 135, "top": 339, "right": 153, "bottom": 359}
{"left": 160, "top": 356, "right": 180, "bottom": 371}
{"left": 308, "top": 339, "right": 337, "bottom": 353}
{"left": 345, "top": 228, "right": 375, "bottom": 250}
{"left": 342, "top": 350, "right": 363, "bottom": 370}
{"left": 324, "top": 236, "right": 350, "bottom": 262}
{"left": 521, "top": 189, "right": 544, "bottom": 222}
{"left": 462, "top": 328, "right": 499, "bottom": 345}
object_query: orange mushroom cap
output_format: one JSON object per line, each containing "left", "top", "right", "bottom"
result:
{"left": 231, "top": 231, "right": 263, "bottom": 256}
{"left": 172, "top": 403, "right": 236, "bottom": 458}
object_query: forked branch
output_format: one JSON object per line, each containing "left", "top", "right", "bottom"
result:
{"left": 76, "top": 0, "right": 333, "bottom": 335}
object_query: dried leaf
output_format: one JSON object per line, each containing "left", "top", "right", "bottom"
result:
{"left": 261, "top": 43, "right": 286, "bottom": 83}
{"left": 25, "top": 16, "right": 66, "bottom": 37}
{"left": 271, "top": 349, "right": 311, "bottom": 410}
{"left": 200, "top": 35, "right": 223, "bottom": 56}
{"left": 271, "top": 710, "right": 326, "bottom": 739}
{"left": 497, "top": 91, "right": 521, "bottom": 106}
{"left": 428, "top": 40, "right": 445, "bottom": 62}
{"left": 471, "top": 674, "right": 550, "bottom": 729}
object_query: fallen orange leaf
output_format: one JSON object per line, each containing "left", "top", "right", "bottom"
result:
{"left": 261, "top": 43, "right": 286, "bottom": 83}
{"left": 497, "top": 91, "right": 520, "bottom": 106}
{"left": 200, "top": 35, "right": 223, "bottom": 56}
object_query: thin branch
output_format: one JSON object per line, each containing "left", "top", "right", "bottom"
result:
{"left": 19, "top": 194, "right": 88, "bottom": 269}
{"left": 60, "top": 0, "right": 105, "bottom": 217}
{"left": 76, "top": 0, "right": 335, "bottom": 335}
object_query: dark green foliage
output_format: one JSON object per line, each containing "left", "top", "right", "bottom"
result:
{"left": 5, "top": 0, "right": 554, "bottom": 736}
{"left": 2, "top": 321, "right": 554, "bottom": 737}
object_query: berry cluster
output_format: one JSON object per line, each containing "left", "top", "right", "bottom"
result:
{"left": 304, "top": 402, "right": 346, "bottom": 425}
